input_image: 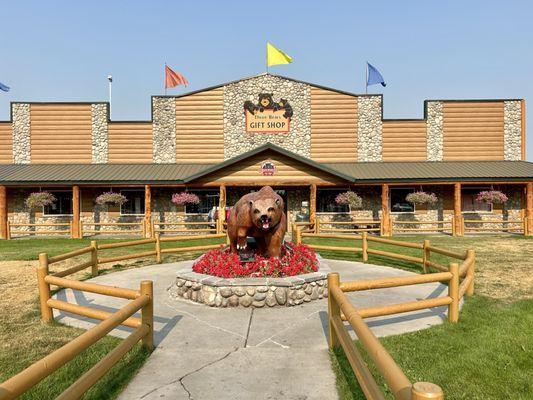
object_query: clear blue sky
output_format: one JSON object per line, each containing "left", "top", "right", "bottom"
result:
{"left": 1, "top": 1, "right": 532, "bottom": 159}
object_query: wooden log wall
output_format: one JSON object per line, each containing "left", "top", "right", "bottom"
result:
{"left": 443, "top": 102, "right": 505, "bottom": 160}
{"left": 310, "top": 87, "right": 358, "bottom": 163}
{"left": 382, "top": 120, "right": 427, "bottom": 161}
{"left": 30, "top": 104, "right": 93, "bottom": 163}
{"left": 108, "top": 122, "right": 153, "bottom": 163}
{"left": 175, "top": 88, "right": 224, "bottom": 163}
{"left": 0, "top": 122, "right": 12, "bottom": 164}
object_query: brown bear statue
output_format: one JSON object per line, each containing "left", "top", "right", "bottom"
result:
{"left": 227, "top": 186, "right": 287, "bottom": 258}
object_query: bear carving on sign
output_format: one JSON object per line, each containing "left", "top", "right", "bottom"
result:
{"left": 227, "top": 186, "right": 287, "bottom": 258}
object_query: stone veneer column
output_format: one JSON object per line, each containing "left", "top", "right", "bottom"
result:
{"left": 12, "top": 103, "right": 31, "bottom": 164}
{"left": 503, "top": 100, "right": 522, "bottom": 160}
{"left": 223, "top": 74, "right": 311, "bottom": 159}
{"left": 91, "top": 103, "right": 108, "bottom": 163}
{"left": 357, "top": 96, "right": 382, "bottom": 162}
{"left": 152, "top": 97, "right": 176, "bottom": 163}
{"left": 426, "top": 101, "right": 443, "bottom": 161}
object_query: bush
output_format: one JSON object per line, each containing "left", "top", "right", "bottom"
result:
{"left": 335, "top": 191, "right": 363, "bottom": 209}
{"left": 171, "top": 192, "right": 200, "bottom": 205}
{"left": 25, "top": 191, "right": 57, "bottom": 209}
{"left": 95, "top": 191, "right": 128, "bottom": 206}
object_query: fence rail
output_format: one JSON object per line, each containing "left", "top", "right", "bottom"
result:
{"left": 323, "top": 233, "right": 476, "bottom": 400}
{"left": 81, "top": 221, "right": 146, "bottom": 238}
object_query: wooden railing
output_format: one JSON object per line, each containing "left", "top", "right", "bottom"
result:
{"left": 462, "top": 217, "right": 526, "bottom": 234}
{"left": 0, "top": 249, "right": 154, "bottom": 400}
{"left": 6, "top": 221, "right": 72, "bottom": 239}
{"left": 314, "top": 219, "right": 382, "bottom": 235}
{"left": 81, "top": 221, "right": 146, "bottom": 238}
{"left": 151, "top": 220, "right": 219, "bottom": 236}
{"left": 391, "top": 218, "right": 454, "bottom": 235}
{"left": 296, "top": 227, "right": 475, "bottom": 399}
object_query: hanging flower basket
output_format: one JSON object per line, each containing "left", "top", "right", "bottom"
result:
{"left": 405, "top": 191, "right": 438, "bottom": 205}
{"left": 335, "top": 191, "right": 363, "bottom": 210}
{"left": 476, "top": 190, "right": 508, "bottom": 204}
{"left": 95, "top": 191, "right": 128, "bottom": 206}
{"left": 171, "top": 192, "right": 200, "bottom": 205}
{"left": 25, "top": 191, "right": 57, "bottom": 209}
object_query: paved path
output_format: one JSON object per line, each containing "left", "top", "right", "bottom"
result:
{"left": 52, "top": 260, "right": 450, "bottom": 400}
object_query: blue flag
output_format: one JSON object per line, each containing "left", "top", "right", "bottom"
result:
{"left": 0, "top": 82, "right": 10, "bottom": 92}
{"left": 366, "top": 62, "right": 386, "bottom": 87}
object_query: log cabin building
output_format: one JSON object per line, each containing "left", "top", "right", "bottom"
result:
{"left": 0, "top": 73, "right": 532, "bottom": 239}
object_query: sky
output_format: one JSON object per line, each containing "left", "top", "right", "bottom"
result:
{"left": 1, "top": 1, "right": 532, "bottom": 159}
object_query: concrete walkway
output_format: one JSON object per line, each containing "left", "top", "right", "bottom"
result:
{"left": 52, "top": 260, "right": 450, "bottom": 400}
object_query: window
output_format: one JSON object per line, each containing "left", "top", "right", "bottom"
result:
{"left": 317, "top": 189, "right": 349, "bottom": 213}
{"left": 390, "top": 188, "right": 415, "bottom": 213}
{"left": 461, "top": 188, "right": 492, "bottom": 212}
{"left": 120, "top": 190, "right": 145, "bottom": 215}
{"left": 43, "top": 191, "right": 72, "bottom": 215}
{"left": 185, "top": 191, "right": 219, "bottom": 214}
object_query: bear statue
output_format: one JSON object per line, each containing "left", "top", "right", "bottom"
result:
{"left": 227, "top": 186, "right": 287, "bottom": 258}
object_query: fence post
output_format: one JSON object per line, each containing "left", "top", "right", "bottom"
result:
{"left": 295, "top": 226, "right": 302, "bottom": 244}
{"left": 422, "top": 240, "right": 430, "bottom": 274}
{"left": 151, "top": 220, "right": 155, "bottom": 238}
{"left": 38, "top": 253, "right": 53, "bottom": 323}
{"left": 315, "top": 219, "right": 320, "bottom": 234}
{"left": 448, "top": 262, "right": 459, "bottom": 323}
{"left": 466, "top": 249, "right": 475, "bottom": 296}
{"left": 362, "top": 232, "right": 368, "bottom": 262}
{"left": 6, "top": 220, "right": 11, "bottom": 240}
{"left": 411, "top": 382, "right": 444, "bottom": 400}
{"left": 155, "top": 234, "right": 162, "bottom": 263}
{"left": 90, "top": 240, "right": 99, "bottom": 277}
{"left": 142, "top": 218, "right": 147, "bottom": 238}
{"left": 327, "top": 273, "right": 340, "bottom": 349}
{"left": 141, "top": 280, "right": 154, "bottom": 350}
{"left": 451, "top": 216, "right": 455, "bottom": 236}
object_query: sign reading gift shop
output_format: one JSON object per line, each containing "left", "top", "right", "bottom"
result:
{"left": 244, "top": 93, "right": 292, "bottom": 133}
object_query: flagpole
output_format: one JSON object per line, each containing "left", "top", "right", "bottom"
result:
{"left": 107, "top": 75, "right": 112, "bottom": 107}
{"left": 365, "top": 62, "right": 368, "bottom": 95}
{"left": 164, "top": 62, "right": 167, "bottom": 95}
{"left": 266, "top": 42, "right": 269, "bottom": 74}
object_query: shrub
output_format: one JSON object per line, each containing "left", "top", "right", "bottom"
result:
{"left": 192, "top": 243, "right": 319, "bottom": 278}
{"left": 25, "top": 191, "right": 57, "bottom": 209}
{"left": 405, "top": 191, "right": 438, "bottom": 205}
{"left": 476, "top": 190, "right": 508, "bottom": 204}
{"left": 171, "top": 192, "right": 200, "bottom": 205}
{"left": 335, "top": 191, "right": 363, "bottom": 209}
{"left": 95, "top": 191, "right": 128, "bottom": 206}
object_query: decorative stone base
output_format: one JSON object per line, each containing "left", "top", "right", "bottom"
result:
{"left": 171, "top": 256, "right": 330, "bottom": 308}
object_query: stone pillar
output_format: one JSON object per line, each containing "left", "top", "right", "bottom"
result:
{"left": 503, "top": 100, "right": 522, "bottom": 161}
{"left": 0, "top": 186, "right": 7, "bottom": 239}
{"left": 12, "top": 103, "right": 31, "bottom": 164}
{"left": 152, "top": 97, "right": 176, "bottom": 163}
{"left": 72, "top": 186, "right": 80, "bottom": 239}
{"left": 381, "top": 184, "right": 391, "bottom": 236}
{"left": 91, "top": 103, "right": 108, "bottom": 163}
{"left": 145, "top": 185, "right": 152, "bottom": 238}
{"left": 526, "top": 182, "right": 533, "bottom": 236}
{"left": 357, "top": 96, "right": 382, "bottom": 161}
{"left": 454, "top": 183, "right": 462, "bottom": 236}
{"left": 426, "top": 101, "right": 443, "bottom": 161}
{"left": 309, "top": 183, "right": 317, "bottom": 225}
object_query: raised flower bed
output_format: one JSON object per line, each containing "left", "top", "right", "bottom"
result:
{"left": 172, "top": 244, "right": 329, "bottom": 308}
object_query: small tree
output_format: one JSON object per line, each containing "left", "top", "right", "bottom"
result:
{"left": 405, "top": 191, "right": 438, "bottom": 205}
{"left": 476, "top": 190, "right": 508, "bottom": 204}
{"left": 95, "top": 191, "right": 128, "bottom": 206}
{"left": 171, "top": 192, "right": 200, "bottom": 206}
{"left": 25, "top": 191, "right": 57, "bottom": 209}
{"left": 335, "top": 191, "right": 363, "bottom": 210}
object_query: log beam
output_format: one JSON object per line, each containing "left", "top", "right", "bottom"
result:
{"left": 219, "top": 185, "right": 226, "bottom": 233}
{"left": 526, "top": 182, "right": 533, "bottom": 236}
{"left": 72, "top": 186, "right": 80, "bottom": 239}
{"left": 381, "top": 184, "right": 391, "bottom": 236}
{"left": 309, "top": 184, "right": 317, "bottom": 225}
{"left": 453, "top": 183, "right": 462, "bottom": 236}
{"left": 145, "top": 185, "right": 152, "bottom": 238}
{"left": 0, "top": 186, "right": 7, "bottom": 239}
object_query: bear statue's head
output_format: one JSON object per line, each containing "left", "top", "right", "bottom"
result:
{"left": 258, "top": 93, "right": 274, "bottom": 109}
{"left": 249, "top": 190, "right": 284, "bottom": 231}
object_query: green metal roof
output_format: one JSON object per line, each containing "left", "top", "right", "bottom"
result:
{"left": 0, "top": 143, "right": 531, "bottom": 185}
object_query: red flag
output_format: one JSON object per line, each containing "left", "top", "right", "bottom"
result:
{"left": 165, "top": 65, "right": 189, "bottom": 89}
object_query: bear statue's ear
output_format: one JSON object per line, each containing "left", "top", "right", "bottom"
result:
{"left": 249, "top": 200, "right": 254, "bottom": 207}
{"left": 275, "top": 198, "right": 281, "bottom": 206}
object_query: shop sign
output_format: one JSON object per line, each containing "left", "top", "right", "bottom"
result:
{"left": 260, "top": 161, "right": 276, "bottom": 176}
{"left": 244, "top": 93, "right": 292, "bottom": 133}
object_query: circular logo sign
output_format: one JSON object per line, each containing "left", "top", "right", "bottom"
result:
{"left": 260, "top": 161, "right": 276, "bottom": 176}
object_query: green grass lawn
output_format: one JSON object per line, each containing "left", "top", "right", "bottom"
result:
{"left": 302, "top": 234, "right": 533, "bottom": 400}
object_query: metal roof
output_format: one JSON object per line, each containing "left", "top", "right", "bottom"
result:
{"left": 0, "top": 144, "right": 531, "bottom": 185}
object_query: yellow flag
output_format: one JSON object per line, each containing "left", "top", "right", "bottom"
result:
{"left": 267, "top": 43, "right": 292, "bottom": 67}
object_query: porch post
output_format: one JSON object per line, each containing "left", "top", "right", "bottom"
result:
{"left": 381, "top": 184, "right": 391, "bottom": 236}
{"left": 0, "top": 186, "right": 7, "bottom": 239}
{"left": 145, "top": 185, "right": 152, "bottom": 238}
{"left": 453, "top": 183, "right": 462, "bottom": 236}
{"left": 526, "top": 182, "right": 533, "bottom": 236}
{"left": 309, "top": 183, "right": 317, "bottom": 226}
{"left": 219, "top": 184, "right": 226, "bottom": 233}
{"left": 72, "top": 185, "right": 80, "bottom": 239}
